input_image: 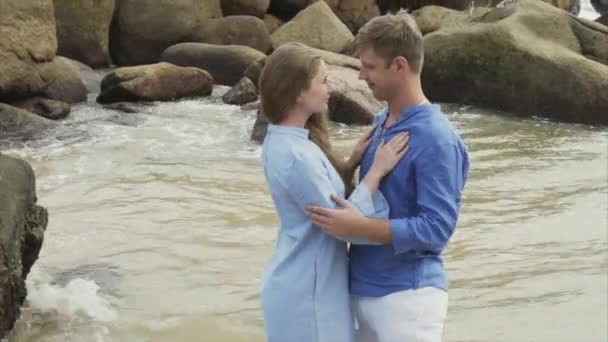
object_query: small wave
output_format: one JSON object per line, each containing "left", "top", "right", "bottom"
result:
{"left": 25, "top": 270, "right": 117, "bottom": 323}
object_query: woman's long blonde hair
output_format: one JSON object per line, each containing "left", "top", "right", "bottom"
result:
{"left": 258, "top": 42, "right": 352, "bottom": 192}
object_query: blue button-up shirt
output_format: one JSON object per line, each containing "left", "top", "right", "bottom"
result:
{"left": 350, "top": 104, "right": 470, "bottom": 297}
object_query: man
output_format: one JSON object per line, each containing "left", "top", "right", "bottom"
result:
{"left": 306, "top": 11, "right": 470, "bottom": 342}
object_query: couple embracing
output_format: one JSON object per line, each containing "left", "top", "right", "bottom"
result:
{"left": 259, "top": 11, "right": 470, "bottom": 342}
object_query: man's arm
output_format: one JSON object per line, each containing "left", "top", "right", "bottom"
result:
{"left": 386, "top": 143, "right": 467, "bottom": 254}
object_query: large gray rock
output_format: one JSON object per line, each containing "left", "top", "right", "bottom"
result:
{"left": 0, "top": 154, "right": 48, "bottom": 339}
{"left": 110, "top": 0, "right": 222, "bottom": 66}
{"left": 378, "top": 0, "right": 472, "bottom": 13}
{"left": 10, "top": 97, "right": 71, "bottom": 121}
{"left": 0, "top": 104, "right": 57, "bottom": 140}
{"left": 222, "top": 77, "right": 258, "bottom": 105}
{"left": 263, "top": 14, "right": 284, "bottom": 33}
{"left": 38, "top": 57, "right": 88, "bottom": 104}
{"left": 415, "top": 0, "right": 608, "bottom": 125}
{"left": 221, "top": 0, "right": 270, "bottom": 17}
{"left": 271, "top": 1, "right": 354, "bottom": 53}
{"left": 61, "top": 58, "right": 103, "bottom": 94}
{"left": 251, "top": 110, "right": 269, "bottom": 143}
{"left": 0, "top": 2, "right": 89, "bottom": 104}
{"left": 54, "top": 0, "right": 115, "bottom": 67}
{"left": 245, "top": 46, "right": 360, "bottom": 89}
{"left": 161, "top": 43, "right": 267, "bottom": 86}
{"left": 591, "top": 0, "right": 608, "bottom": 15}
{"left": 336, "top": 0, "right": 380, "bottom": 32}
{"left": 97, "top": 62, "right": 214, "bottom": 104}
{"left": 268, "top": 0, "right": 340, "bottom": 21}
{"left": 327, "top": 65, "right": 381, "bottom": 125}
{"left": 192, "top": 16, "right": 273, "bottom": 54}
{"left": 310, "top": 47, "right": 361, "bottom": 70}
{"left": 0, "top": 0, "right": 57, "bottom": 102}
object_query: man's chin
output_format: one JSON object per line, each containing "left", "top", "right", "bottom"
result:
{"left": 372, "top": 90, "right": 386, "bottom": 101}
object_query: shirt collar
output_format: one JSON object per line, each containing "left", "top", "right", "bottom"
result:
{"left": 375, "top": 103, "right": 438, "bottom": 128}
{"left": 268, "top": 124, "right": 309, "bottom": 139}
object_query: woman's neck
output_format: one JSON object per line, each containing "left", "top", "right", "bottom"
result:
{"left": 279, "top": 108, "right": 309, "bottom": 128}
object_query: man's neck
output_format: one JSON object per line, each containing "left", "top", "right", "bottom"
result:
{"left": 385, "top": 94, "right": 428, "bottom": 128}
{"left": 384, "top": 77, "right": 428, "bottom": 128}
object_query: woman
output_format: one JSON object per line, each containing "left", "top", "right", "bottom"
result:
{"left": 259, "top": 42, "right": 409, "bottom": 342}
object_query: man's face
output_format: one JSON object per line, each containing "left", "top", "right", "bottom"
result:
{"left": 358, "top": 46, "right": 395, "bottom": 102}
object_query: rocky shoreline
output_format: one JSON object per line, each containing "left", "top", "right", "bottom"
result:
{"left": 1, "top": 0, "right": 606, "bottom": 143}
{"left": 0, "top": 0, "right": 606, "bottom": 337}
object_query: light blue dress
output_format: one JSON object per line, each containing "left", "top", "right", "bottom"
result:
{"left": 261, "top": 124, "right": 389, "bottom": 342}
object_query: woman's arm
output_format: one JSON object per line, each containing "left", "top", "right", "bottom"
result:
{"left": 305, "top": 133, "right": 410, "bottom": 243}
{"left": 335, "top": 127, "right": 376, "bottom": 187}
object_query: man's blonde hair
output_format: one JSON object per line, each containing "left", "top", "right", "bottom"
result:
{"left": 355, "top": 11, "right": 424, "bottom": 74}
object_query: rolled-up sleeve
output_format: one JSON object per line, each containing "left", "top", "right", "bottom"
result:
{"left": 390, "top": 143, "right": 468, "bottom": 254}
{"left": 349, "top": 183, "right": 389, "bottom": 219}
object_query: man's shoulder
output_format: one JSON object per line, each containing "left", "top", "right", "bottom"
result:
{"left": 410, "top": 113, "right": 466, "bottom": 155}
{"left": 418, "top": 107, "right": 460, "bottom": 137}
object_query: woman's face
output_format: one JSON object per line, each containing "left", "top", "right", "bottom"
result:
{"left": 297, "top": 61, "right": 330, "bottom": 115}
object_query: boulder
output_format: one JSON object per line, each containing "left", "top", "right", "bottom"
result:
{"left": 310, "top": 47, "right": 361, "bottom": 69}
{"left": 241, "top": 100, "right": 261, "bottom": 111}
{"left": 222, "top": 77, "right": 259, "bottom": 105}
{"left": 378, "top": 0, "right": 472, "bottom": 13}
{"left": 591, "top": 0, "right": 608, "bottom": 15}
{"left": 0, "top": 104, "right": 57, "bottom": 140}
{"left": 192, "top": 16, "right": 273, "bottom": 54}
{"left": 39, "top": 57, "right": 88, "bottom": 104}
{"left": 0, "top": 154, "right": 48, "bottom": 339}
{"left": 97, "top": 62, "right": 214, "bottom": 104}
{"left": 263, "top": 14, "right": 285, "bottom": 33}
{"left": 54, "top": 0, "right": 115, "bottom": 67}
{"left": 415, "top": 0, "right": 608, "bottom": 125}
{"left": 220, "top": 0, "right": 270, "bottom": 17}
{"left": 110, "top": 0, "right": 222, "bottom": 65}
{"left": 246, "top": 47, "right": 360, "bottom": 89}
{"left": 268, "top": 0, "right": 339, "bottom": 21}
{"left": 10, "top": 97, "right": 71, "bottom": 120}
{"left": 327, "top": 65, "right": 381, "bottom": 125}
{"left": 251, "top": 110, "right": 269, "bottom": 143}
{"left": 243, "top": 58, "right": 266, "bottom": 87}
{"left": 337, "top": 0, "right": 381, "bottom": 33}
{"left": 60, "top": 58, "right": 103, "bottom": 94}
{"left": 0, "top": 0, "right": 57, "bottom": 102}
{"left": 161, "top": 43, "right": 267, "bottom": 86}
{"left": 270, "top": 1, "right": 354, "bottom": 53}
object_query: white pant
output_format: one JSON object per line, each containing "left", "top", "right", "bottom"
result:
{"left": 352, "top": 287, "right": 448, "bottom": 342}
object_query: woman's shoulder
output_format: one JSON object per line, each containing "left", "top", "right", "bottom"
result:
{"left": 264, "top": 137, "right": 323, "bottom": 173}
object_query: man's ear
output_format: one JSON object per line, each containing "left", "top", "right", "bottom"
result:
{"left": 394, "top": 56, "right": 409, "bottom": 72}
